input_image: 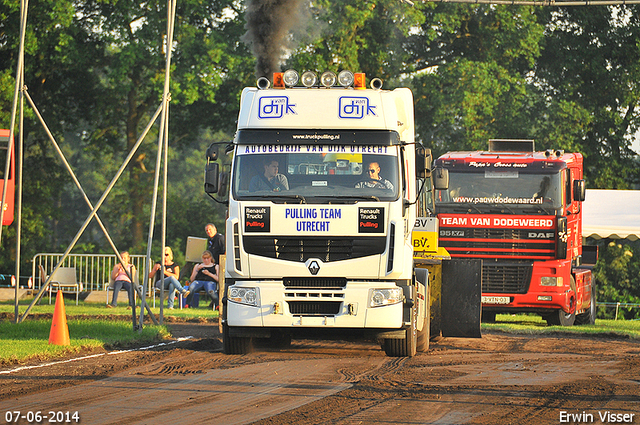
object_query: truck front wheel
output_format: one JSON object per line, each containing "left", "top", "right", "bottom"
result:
{"left": 545, "top": 309, "right": 575, "bottom": 326}
{"left": 222, "top": 323, "right": 253, "bottom": 354}
{"left": 383, "top": 307, "right": 418, "bottom": 357}
{"left": 545, "top": 276, "right": 577, "bottom": 326}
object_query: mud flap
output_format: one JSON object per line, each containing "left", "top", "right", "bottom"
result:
{"left": 441, "top": 259, "right": 482, "bottom": 338}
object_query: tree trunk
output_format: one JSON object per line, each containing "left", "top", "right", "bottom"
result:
{"left": 126, "top": 83, "right": 145, "bottom": 247}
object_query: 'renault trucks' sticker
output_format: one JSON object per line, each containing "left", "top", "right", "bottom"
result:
{"left": 358, "top": 207, "right": 384, "bottom": 233}
{"left": 245, "top": 207, "right": 270, "bottom": 232}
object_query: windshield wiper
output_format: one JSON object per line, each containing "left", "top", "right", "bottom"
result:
{"left": 435, "top": 203, "right": 482, "bottom": 213}
{"left": 241, "top": 194, "right": 307, "bottom": 204}
{"left": 533, "top": 205, "right": 554, "bottom": 215}
{"left": 331, "top": 195, "right": 381, "bottom": 202}
{"left": 487, "top": 203, "right": 516, "bottom": 214}
{"left": 274, "top": 194, "right": 307, "bottom": 204}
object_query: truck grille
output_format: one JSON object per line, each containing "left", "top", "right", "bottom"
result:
{"left": 440, "top": 228, "right": 555, "bottom": 260}
{"left": 287, "top": 301, "right": 342, "bottom": 316}
{"left": 284, "top": 277, "right": 347, "bottom": 288}
{"left": 482, "top": 260, "right": 532, "bottom": 294}
{"left": 243, "top": 236, "right": 386, "bottom": 262}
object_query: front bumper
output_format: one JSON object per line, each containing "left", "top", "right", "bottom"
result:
{"left": 226, "top": 280, "right": 404, "bottom": 329}
{"left": 482, "top": 289, "right": 574, "bottom": 314}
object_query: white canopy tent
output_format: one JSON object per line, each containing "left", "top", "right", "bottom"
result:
{"left": 582, "top": 189, "right": 640, "bottom": 241}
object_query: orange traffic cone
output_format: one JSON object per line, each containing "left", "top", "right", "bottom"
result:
{"left": 49, "top": 290, "right": 70, "bottom": 346}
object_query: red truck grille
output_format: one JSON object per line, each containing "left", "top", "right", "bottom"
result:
{"left": 482, "top": 260, "right": 532, "bottom": 294}
{"left": 440, "top": 228, "right": 555, "bottom": 260}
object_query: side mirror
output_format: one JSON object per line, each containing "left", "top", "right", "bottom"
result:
{"left": 206, "top": 144, "right": 219, "bottom": 161}
{"left": 204, "top": 162, "right": 220, "bottom": 194}
{"left": 218, "top": 171, "right": 229, "bottom": 195}
{"left": 433, "top": 167, "right": 449, "bottom": 190}
{"left": 416, "top": 147, "right": 432, "bottom": 179}
{"left": 573, "top": 179, "right": 585, "bottom": 202}
{"left": 582, "top": 245, "right": 598, "bottom": 265}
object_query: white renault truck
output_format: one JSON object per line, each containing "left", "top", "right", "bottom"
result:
{"left": 205, "top": 70, "right": 481, "bottom": 356}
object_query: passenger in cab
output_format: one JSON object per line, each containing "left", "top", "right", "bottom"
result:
{"left": 355, "top": 161, "right": 393, "bottom": 190}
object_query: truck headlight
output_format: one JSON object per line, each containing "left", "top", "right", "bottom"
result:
{"left": 369, "top": 288, "right": 403, "bottom": 308}
{"left": 228, "top": 287, "right": 258, "bottom": 306}
{"left": 541, "top": 276, "right": 563, "bottom": 287}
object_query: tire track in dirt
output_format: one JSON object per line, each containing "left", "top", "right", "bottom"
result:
{"left": 2, "top": 328, "right": 639, "bottom": 425}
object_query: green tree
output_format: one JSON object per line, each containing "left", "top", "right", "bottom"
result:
{"left": 53, "top": 0, "right": 254, "bottom": 252}
{"left": 535, "top": 6, "right": 640, "bottom": 188}
{"left": 283, "top": 0, "right": 426, "bottom": 80}
{"left": 0, "top": 0, "right": 94, "bottom": 274}
{"left": 593, "top": 240, "right": 640, "bottom": 319}
{"left": 406, "top": 4, "right": 546, "bottom": 156}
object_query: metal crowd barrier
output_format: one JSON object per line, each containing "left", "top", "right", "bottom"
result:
{"left": 31, "top": 253, "right": 150, "bottom": 293}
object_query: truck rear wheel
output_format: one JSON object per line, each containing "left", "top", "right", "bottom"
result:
{"left": 416, "top": 316, "right": 429, "bottom": 352}
{"left": 576, "top": 280, "right": 597, "bottom": 325}
{"left": 222, "top": 323, "right": 253, "bottom": 354}
{"left": 417, "top": 289, "right": 430, "bottom": 352}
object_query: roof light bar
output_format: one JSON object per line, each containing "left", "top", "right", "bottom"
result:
{"left": 273, "top": 72, "right": 285, "bottom": 89}
{"left": 320, "top": 71, "right": 337, "bottom": 87}
{"left": 301, "top": 71, "right": 318, "bottom": 87}
{"left": 338, "top": 70, "right": 354, "bottom": 87}
{"left": 283, "top": 69, "right": 299, "bottom": 87}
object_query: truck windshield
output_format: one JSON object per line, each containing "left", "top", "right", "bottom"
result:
{"left": 232, "top": 144, "right": 400, "bottom": 202}
{"left": 436, "top": 170, "right": 563, "bottom": 210}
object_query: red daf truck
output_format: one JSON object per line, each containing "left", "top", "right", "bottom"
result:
{"left": 433, "top": 139, "right": 597, "bottom": 326}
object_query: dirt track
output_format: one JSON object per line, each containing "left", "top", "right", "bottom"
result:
{"left": 0, "top": 321, "right": 638, "bottom": 424}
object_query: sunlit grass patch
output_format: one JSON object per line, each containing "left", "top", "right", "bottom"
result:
{"left": 483, "top": 313, "right": 640, "bottom": 339}
{"left": 0, "top": 318, "right": 169, "bottom": 365}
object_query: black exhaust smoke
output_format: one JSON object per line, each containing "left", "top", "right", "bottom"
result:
{"left": 242, "top": 0, "right": 307, "bottom": 79}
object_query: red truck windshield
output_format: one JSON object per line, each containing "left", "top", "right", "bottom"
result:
{"left": 436, "top": 170, "right": 563, "bottom": 210}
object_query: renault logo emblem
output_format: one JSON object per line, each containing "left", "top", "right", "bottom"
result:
{"left": 308, "top": 260, "right": 320, "bottom": 275}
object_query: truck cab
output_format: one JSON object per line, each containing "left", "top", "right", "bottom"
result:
{"left": 434, "top": 139, "right": 597, "bottom": 326}
{"left": 205, "top": 70, "right": 481, "bottom": 355}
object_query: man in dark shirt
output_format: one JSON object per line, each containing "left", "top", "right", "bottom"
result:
{"left": 249, "top": 159, "right": 289, "bottom": 192}
{"left": 205, "top": 223, "right": 225, "bottom": 265}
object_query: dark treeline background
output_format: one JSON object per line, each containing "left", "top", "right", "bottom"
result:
{"left": 1, "top": 0, "right": 639, "bottom": 314}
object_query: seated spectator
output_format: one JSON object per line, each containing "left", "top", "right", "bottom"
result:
{"left": 185, "top": 250, "right": 219, "bottom": 309}
{"left": 108, "top": 251, "right": 135, "bottom": 308}
{"left": 149, "top": 246, "right": 189, "bottom": 310}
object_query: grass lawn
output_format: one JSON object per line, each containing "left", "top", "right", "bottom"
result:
{"left": 482, "top": 313, "right": 640, "bottom": 339}
{"left": 0, "top": 296, "right": 218, "bottom": 365}
{"left": 0, "top": 319, "right": 169, "bottom": 365}
{"left": 1, "top": 297, "right": 219, "bottom": 320}
{"left": 3, "top": 296, "right": 639, "bottom": 366}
